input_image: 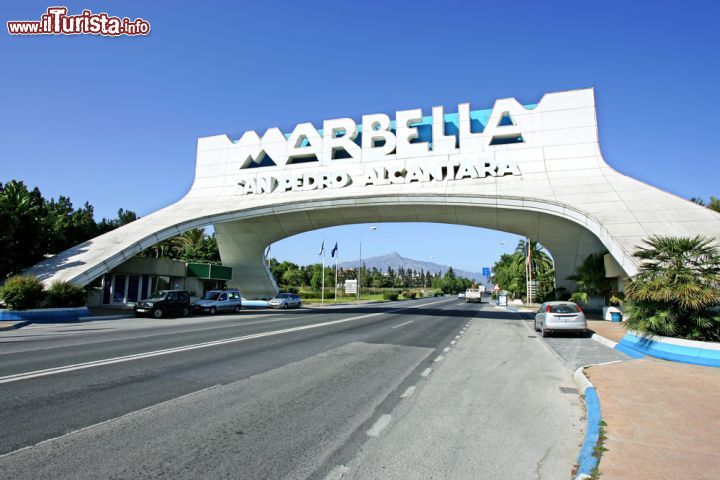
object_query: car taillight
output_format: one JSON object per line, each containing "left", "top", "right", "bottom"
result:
{"left": 577, "top": 305, "right": 583, "bottom": 313}
{"left": 546, "top": 305, "right": 551, "bottom": 312}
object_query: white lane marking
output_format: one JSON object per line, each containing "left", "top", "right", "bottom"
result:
{"left": 450, "top": 340, "right": 456, "bottom": 345}
{"left": 434, "top": 355, "right": 444, "bottom": 362}
{"left": 420, "top": 367, "right": 432, "bottom": 377}
{"left": 0, "top": 298, "right": 454, "bottom": 385}
{"left": 392, "top": 320, "right": 413, "bottom": 329}
{"left": 366, "top": 414, "right": 393, "bottom": 437}
{"left": 443, "top": 347, "right": 450, "bottom": 353}
{"left": 324, "top": 465, "right": 350, "bottom": 480}
{"left": 0, "top": 383, "right": 222, "bottom": 460}
{"left": 400, "top": 386, "right": 416, "bottom": 398}
{"left": 454, "top": 335, "right": 460, "bottom": 339}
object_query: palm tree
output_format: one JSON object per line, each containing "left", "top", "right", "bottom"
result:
{"left": 513, "top": 239, "right": 555, "bottom": 301}
{"left": 624, "top": 236, "right": 720, "bottom": 341}
{"left": 567, "top": 252, "right": 614, "bottom": 305}
{"left": 176, "top": 228, "right": 206, "bottom": 250}
{"left": 513, "top": 239, "right": 554, "bottom": 274}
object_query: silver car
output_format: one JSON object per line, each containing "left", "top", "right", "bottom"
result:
{"left": 192, "top": 289, "right": 242, "bottom": 314}
{"left": 534, "top": 301, "right": 588, "bottom": 337}
{"left": 269, "top": 293, "right": 302, "bottom": 309}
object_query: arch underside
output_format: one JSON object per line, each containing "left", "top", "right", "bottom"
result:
{"left": 214, "top": 197, "right": 609, "bottom": 298}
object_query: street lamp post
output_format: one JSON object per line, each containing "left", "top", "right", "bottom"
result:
{"left": 358, "top": 226, "right": 377, "bottom": 302}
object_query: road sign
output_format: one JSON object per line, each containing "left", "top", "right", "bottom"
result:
{"left": 482, "top": 267, "right": 490, "bottom": 277}
{"left": 493, "top": 284, "right": 500, "bottom": 292}
{"left": 344, "top": 279, "right": 357, "bottom": 294}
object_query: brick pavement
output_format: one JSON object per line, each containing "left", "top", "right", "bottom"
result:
{"left": 585, "top": 321, "right": 720, "bottom": 480}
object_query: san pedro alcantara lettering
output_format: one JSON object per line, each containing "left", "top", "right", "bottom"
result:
{"left": 234, "top": 103, "right": 524, "bottom": 195}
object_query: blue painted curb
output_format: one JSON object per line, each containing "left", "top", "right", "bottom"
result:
{"left": 619, "top": 332, "right": 720, "bottom": 368}
{"left": 575, "top": 386, "right": 602, "bottom": 478}
{"left": 0, "top": 307, "right": 91, "bottom": 323}
{"left": 0, "top": 320, "right": 31, "bottom": 331}
{"left": 614, "top": 342, "right": 645, "bottom": 359}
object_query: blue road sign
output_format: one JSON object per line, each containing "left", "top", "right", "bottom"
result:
{"left": 482, "top": 267, "right": 490, "bottom": 277}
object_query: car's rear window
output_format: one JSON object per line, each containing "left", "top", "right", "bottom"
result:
{"left": 549, "top": 304, "right": 580, "bottom": 313}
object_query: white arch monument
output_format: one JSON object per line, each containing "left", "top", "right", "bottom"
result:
{"left": 25, "top": 88, "right": 720, "bottom": 298}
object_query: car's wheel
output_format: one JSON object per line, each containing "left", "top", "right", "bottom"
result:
{"left": 533, "top": 320, "right": 538, "bottom": 332}
{"left": 541, "top": 326, "right": 548, "bottom": 338}
{"left": 209, "top": 306, "right": 217, "bottom": 315}
{"left": 283, "top": 303, "right": 289, "bottom": 309}
{"left": 153, "top": 308, "right": 163, "bottom": 319}
{"left": 181, "top": 307, "right": 190, "bottom": 317}
{"left": 297, "top": 302, "right": 302, "bottom": 309}
{"left": 234, "top": 305, "right": 241, "bottom": 313}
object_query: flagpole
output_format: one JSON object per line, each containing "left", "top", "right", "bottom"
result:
{"left": 321, "top": 243, "right": 325, "bottom": 305}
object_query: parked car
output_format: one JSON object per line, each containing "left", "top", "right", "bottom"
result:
{"left": 192, "top": 289, "right": 242, "bottom": 314}
{"left": 457, "top": 292, "right": 465, "bottom": 298}
{"left": 269, "top": 293, "right": 302, "bottom": 309}
{"left": 134, "top": 290, "right": 191, "bottom": 318}
{"left": 534, "top": 301, "right": 588, "bottom": 337}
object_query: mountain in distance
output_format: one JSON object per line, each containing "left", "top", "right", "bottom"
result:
{"left": 338, "top": 252, "right": 484, "bottom": 282}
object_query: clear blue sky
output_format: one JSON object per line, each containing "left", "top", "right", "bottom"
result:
{"left": 2, "top": 1, "right": 718, "bottom": 272}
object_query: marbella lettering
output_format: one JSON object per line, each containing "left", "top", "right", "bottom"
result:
{"left": 233, "top": 102, "right": 526, "bottom": 195}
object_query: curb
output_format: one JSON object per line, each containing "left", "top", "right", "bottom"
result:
{"left": 572, "top": 366, "right": 603, "bottom": 480}
{"left": 591, "top": 333, "right": 645, "bottom": 359}
{"left": 618, "top": 331, "right": 720, "bottom": 368}
{"left": 0, "top": 321, "right": 31, "bottom": 332}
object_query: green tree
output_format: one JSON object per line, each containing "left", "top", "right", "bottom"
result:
{"left": 567, "top": 252, "right": 613, "bottom": 305}
{"left": 0, "top": 181, "right": 49, "bottom": 278}
{"left": 624, "top": 236, "right": 720, "bottom": 341}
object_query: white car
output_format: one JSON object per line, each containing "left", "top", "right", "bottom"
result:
{"left": 534, "top": 301, "right": 588, "bottom": 337}
{"left": 457, "top": 292, "right": 465, "bottom": 298}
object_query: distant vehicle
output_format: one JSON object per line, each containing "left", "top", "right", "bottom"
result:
{"left": 134, "top": 290, "right": 191, "bottom": 318}
{"left": 457, "top": 292, "right": 465, "bottom": 298}
{"left": 465, "top": 286, "right": 485, "bottom": 303}
{"left": 192, "top": 289, "right": 242, "bottom": 314}
{"left": 534, "top": 301, "right": 588, "bottom": 337}
{"left": 269, "top": 293, "right": 302, "bottom": 309}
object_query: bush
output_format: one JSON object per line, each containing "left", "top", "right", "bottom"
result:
{"left": 402, "top": 290, "right": 417, "bottom": 299}
{"left": 383, "top": 292, "right": 399, "bottom": 301}
{"left": 46, "top": 281, "right": 87, "bottom": 307}
{"left": 0, "top": 275, "right": 45, "bottom": 310}
{"left": 624, "top": 236, "right": 720, "bottom": 341}
{"left": 281, "top": 286, "right": 299, "bottom": 294}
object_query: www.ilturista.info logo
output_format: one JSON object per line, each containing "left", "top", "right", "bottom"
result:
{"left": 7, "top": 7, "right": 150, "bottom": 36}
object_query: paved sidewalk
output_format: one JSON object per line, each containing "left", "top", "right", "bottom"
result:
{"left": 585, "top": 321, "right": 720, "bottom": 480}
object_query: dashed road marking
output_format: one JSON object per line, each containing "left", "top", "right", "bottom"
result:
{"left": 450, "top": 340, "right": 456, "bottom": 345}
{"left": 392, "top": 320, "right": 413, "bottom": 329}
{"left": 443, "top": 347, "right": 450, "bottom": 353}
{"left": 401, "top": 386, "right": 416, "bottom": 398}
{"left": 367, "top": 414, "right": 393, "bottom": 437}
{"left": 421, "top": 367, "right": 432, "bottom": 377}
{"left": 324, "top": 465, "right": 350, "bottom": 480}
{"left": 434, "top": 355, "right": 444, "bottom": 362}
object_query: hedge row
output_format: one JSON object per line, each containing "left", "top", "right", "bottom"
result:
{"left": 0, "top": 276, "right": 86, "bottom": 310}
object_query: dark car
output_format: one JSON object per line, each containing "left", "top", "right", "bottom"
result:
{"left": 134, "top": 290, "right": 191, "bottom": 318}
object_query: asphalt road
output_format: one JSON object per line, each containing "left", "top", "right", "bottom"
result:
{"left": 0, "top": 297, "right": 585, "bottom": 479}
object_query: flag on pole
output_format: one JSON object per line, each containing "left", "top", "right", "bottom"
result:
{"left": 331, "top": 242, "right": 338, "bottom": 258}
{"left": 318, "top": 240, "right": 325, "bottom": 256}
